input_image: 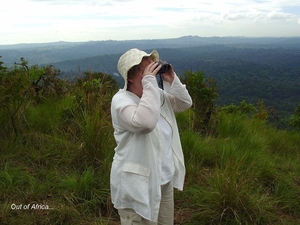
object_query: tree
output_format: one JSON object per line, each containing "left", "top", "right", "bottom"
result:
{"left": 220, "top": 100, "right": 256, "bottom": 115}
{"left": 0, "top": 58, "right": 33, "bottom": 136}
{"left": 0, "top": 58, "right": 66, "bottom": 136}
{"left": 183, "top": 70, "right": 218, "bottom": 135}
{"left": 289, "top": 104, "right": 300, "bottom": 130}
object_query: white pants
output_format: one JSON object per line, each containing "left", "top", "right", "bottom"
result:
{"left": 118, "top": 181, "right": 174, "bottom": 225}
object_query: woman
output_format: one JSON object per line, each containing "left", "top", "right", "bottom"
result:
{"left": 110, "top": 48, "right": 192, "bottom": 224}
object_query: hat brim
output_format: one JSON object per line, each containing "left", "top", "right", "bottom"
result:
{"left": 118, "top": 49, "right": 159, "bottom": 90}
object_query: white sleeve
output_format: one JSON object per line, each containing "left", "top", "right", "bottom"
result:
{"left": 112, "top": 75, "right": 161, "bottom": 134}
{"left": 163, "top": 74, "right": 193, "bottom": 112}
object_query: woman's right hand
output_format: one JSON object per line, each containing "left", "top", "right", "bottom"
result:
{"left": 143, "top": 61, "right": 162, "bottom": 77}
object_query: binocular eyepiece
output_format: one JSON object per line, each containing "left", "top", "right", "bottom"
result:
{"left": 156, "top": 62, "right": 171, "bottom": 90}
{"left": 157, "top": 62, "right": 171, "bottom": 74}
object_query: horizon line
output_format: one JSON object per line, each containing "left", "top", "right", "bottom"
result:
{"left": 1, "top": 35, "right": 300, "bottom": 47}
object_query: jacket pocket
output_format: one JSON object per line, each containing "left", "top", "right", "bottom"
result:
{"left": 121, "top": 163, "right": 151, "bottom": 208}
{"left": 122, "top": 163, "right": 151, "bottom": 177}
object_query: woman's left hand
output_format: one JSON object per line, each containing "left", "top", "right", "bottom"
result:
{"left": 161, "top": 63, "right": 174, "bottom": 85}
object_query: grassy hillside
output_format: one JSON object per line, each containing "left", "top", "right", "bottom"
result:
{"left": 1, "top": 67, "right": 300, "bottom": 224}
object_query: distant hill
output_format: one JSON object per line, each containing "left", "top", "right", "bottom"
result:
{"left": 1, "top": 36, "right": 300, "bottom": 66}
{"left": 1, "top": 36, "right": 300, "bottom": 127}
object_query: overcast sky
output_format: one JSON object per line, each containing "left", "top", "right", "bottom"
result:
{"left": 1, "top": 0, "right": 300, "bottom": 45}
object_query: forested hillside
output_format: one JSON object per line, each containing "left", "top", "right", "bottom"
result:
{"left": 1, "top": 36, "right": 300, "bottom": 66}
{"left": 53, "top": 44, "right": 300, "bottom": 128}
{"left": 1, "top": 36, "right": 300, "bottom": 127}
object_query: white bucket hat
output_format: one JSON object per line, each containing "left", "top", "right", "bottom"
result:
{"left": 117, "top": 48, "right": 159, "bottom": 90}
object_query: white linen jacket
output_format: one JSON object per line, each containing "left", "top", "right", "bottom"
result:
{"left": 110, "top": 74, "right": 192, "bottom": 222}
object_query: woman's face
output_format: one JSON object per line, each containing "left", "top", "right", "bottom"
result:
{"left": 128, "top": 57, "right": 153, "bottom": 97}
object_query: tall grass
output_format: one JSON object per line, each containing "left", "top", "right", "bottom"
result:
{"left": 178, "top": 111, "right": 300, "bottom": 224}
{"left": 1, "top": 88, "right": 300, "bottom": 224}
{"left": 0, "top": 77, "right": 118, "bottom": 224}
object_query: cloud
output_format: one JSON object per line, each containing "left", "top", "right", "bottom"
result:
{"left": 27, "top": 0, "right": 118, "bottom": 5}
{"left": 1, "top": 0, "right": 300, "bottom": 44}
{"left": 223, "top": 12, "right": 248, "bottom": 21}
{"left": 267, "top": 11, "right": 296, "bottom": 20}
